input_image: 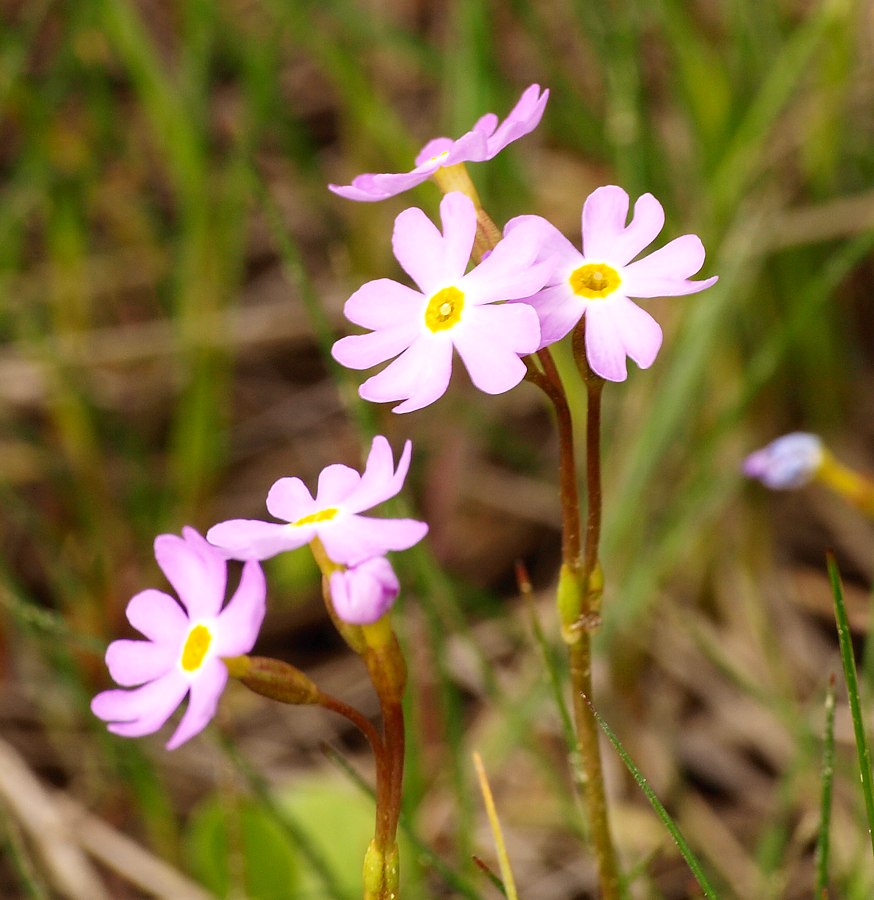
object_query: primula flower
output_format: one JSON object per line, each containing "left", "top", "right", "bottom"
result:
{"left": 207, "top": 435, "right": 427, "bottom": 565}
{"left": 330, "top": 556, "right": 400, "bottom": 625}
{"left": 91, "top": 528, "right": 266, "bottom": 750}
{"left": 508, "top": 185, "right": 718, "bottom": 381}
{"left": 743, "top": 433, "right": 824, "bottom": 489}
{"left": 331, "top": 192, "right": 550, "bottom": 413}
{"left": 328, "top": 84, "right": 548, "bottom": 201}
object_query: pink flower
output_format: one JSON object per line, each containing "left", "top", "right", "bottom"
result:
{"left": 91, "top": 528, "right": 266, "bottom": 750}
{"left": 331, "top": 192, "right": 550, "bottom": 413}
{"left": 330, "top": 557, "right": 400, "bottom": 625}
{"left": 328, "top": 84, "right": 549, "bottom": 201}
{"left": 207, "top": 436, "right": 428, "bottom": 565}
{"left": 743, "top": 433, "right": 824, "bottom": 489}
{"left": 508, "top": 185, "right": 718, "bottom": 381}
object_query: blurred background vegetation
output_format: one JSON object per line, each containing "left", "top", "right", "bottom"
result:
{"left": 1, "top": 0, "right": 873, "bottom": 896}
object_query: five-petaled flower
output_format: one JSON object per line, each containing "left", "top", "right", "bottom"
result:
{"left": 330, "top": 556, "right": 400, "bottom": 625}
{"left": 743, "top": 432, "right": 824, "bottom": 490}
{"left": 508, "top": 185, "right": 718, "bottom": 381}
{"left": 91, "top": 528, "right": 266, "bottom": 749}
{"left": 328, "top": 84, "right": 548, "bottom": 202}
{"left": 207, "top": 435, "right": 428, "bottom": 565}
{"left": 332, "top": 192, "right": 551, "bottom": 413}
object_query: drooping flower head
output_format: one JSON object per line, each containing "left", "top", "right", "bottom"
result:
{"left": 329, "top": 84, "right": 548, "bottom": 202}
{"left": 743, "top": 432, "right": 825, "bottom": 490}
{"left": 91, "top": 528, "right": 266, "bottom": 749}
{"left": 207, "top": 436, "right": 428, "bottom": 565}
{"left": 332, "top": 192, "right": 551, "bottom": 413}
{"left": 330, "top": 556, "right": 400, "bottom": 625}
{"left": 508, "top": 185, "right": 718, "bottom": 381}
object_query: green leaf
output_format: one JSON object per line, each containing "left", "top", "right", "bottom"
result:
{"left": 185, "top": 795, "right": 300, "bottom": 898}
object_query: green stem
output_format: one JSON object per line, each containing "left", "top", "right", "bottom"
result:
{"left": 362, "top": 624, "right": 407, "bottom": 899}
{"left": 431, "top": 171, "right": 619, "bottom": 895}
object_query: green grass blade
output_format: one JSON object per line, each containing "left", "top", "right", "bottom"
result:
{"left": 590, "top": 702, "right": 720, "bottom": 898}
{"left": 816, "top": 673, "right": 837, "bottom": 897}
{"left": 826, "top": 553, "right": 874, "bottom": 860}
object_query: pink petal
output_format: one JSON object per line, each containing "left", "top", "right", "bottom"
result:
{"left": 621, "top": 234, "right": 717, "bottom": 297}
{"left": 207, "top": 519, "right": 310, "bottom": 561}
{"left": 442, "top": 129, "right": 492, "bottom": 165}
{"left": 265, "top": 477, "right": 315, "bottom": 521}
{"left": 330, "top": 557, "right": 400, "bottom": 625}
{"left": 328, "top": 170, "right": 432, "bottom": 202}
{"left": 471, "top": 112, "right": 499, "bottom": 139}
{"left": 581, "top": 186, "right": 631, "bottom": 260}
{"left": 154, "top": 529, "right": 226, "bottom": 621}
{"left": 452, "top": 304, "right": 538, "bottom": 394}
{"left": 439, "top": 192, "right": 478, "bottom": 281}
{"left": 105, "top": 639, "right": 178, "bottom": 687}
{"left": 343, "top": 437, "right": 412, "bottom": 513}
{"left": 165, "top": 661, "right": 228, "bottom": 749}
{"left": 414, "top": 137, "right": 454, "bottom": 166}
{"left": 610, "top": 296, "right": 663, "bottom": 369}
{"left": 342, "top": 279, "right": 423, "bottom": 330}
{"left": 604, "top": 193, "right": 666, "bottom": 266}
{"left": 485, "top": 84, "right": 549, "bottom": 158}
{"left": 392, "top": 206, "right": 450, "bottom": 294}
{"left": 332, "top": 323, "right": 420, "bottom": 371}
{"left": 583, "top": 302, "right": 630, "bottom": 382}
{"left": 126, "top": 589, "right": 188, "bottom": 643}
{"left": 319, "top": 514, "right": 429, "bottom": 566}
{"left": 504, "top": 215, "right": 582, "bottom": 270}
{"left": 359, "top": 333, "right": 454, "bottom": 413}
{"left": 460, "top": 222, "right": 556, "bottom": 302}
{"left": 315, "top": 464, "right": 362, "bottom": 506}
{"left": 92, "top": 669, "right": 189, "bottom": 738}
{"left": 213, "top": 560, "right": 267, "bottom": 657}
{"left": 521, "top": 283, "right": 585, "bottom": 347}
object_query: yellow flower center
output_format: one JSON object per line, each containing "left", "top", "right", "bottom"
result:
{"left": 181, "top": 624, "right": 212, "bottom": 672}
{"left": 425, "top": 286, "right": 465, "bottom": 332}
{"left": 569, "top": 263, "right": 621, "bottom": 299}
{"left": 294, "top": 507, "right": 339, "bottom": 527}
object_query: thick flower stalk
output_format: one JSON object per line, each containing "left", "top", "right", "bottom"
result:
{"left": 509, "top": 185, "right": 718, "bottom": 380}
{"left": 207, "top": 435, "right": 427, "bottom": 567}
{"left": 91, "top": 527, "right": 266, "bottom": 749}
{"left": 329, "top": 84, "right": 548, "bottom": 202}
{"left": 332, "top": 191, "right": 552, "bottom": 413}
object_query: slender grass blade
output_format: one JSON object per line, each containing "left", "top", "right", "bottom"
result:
{"left": 826, "top": 553, "right": 874, "bottom": 860}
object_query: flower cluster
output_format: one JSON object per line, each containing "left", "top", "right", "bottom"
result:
{"left": 94, "top": 82, "right": 718, "bottom": 753}
{"left": 330, "top": 84, "right": 718, "bottom": 404}
{"left": 94, "top": 437, "right": 426, "bottom": 748}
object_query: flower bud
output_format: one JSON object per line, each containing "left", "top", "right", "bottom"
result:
{"left": 743, "top": 432, "right": 824, "bottom": 490}
{"left": 330, "top": 557, "right": 400, "bottom": 625}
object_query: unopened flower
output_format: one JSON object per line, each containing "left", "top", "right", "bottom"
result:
{"left": 329, "top": 84, "right": 548, "bottom": 201}
{"left": 91, "top": 528, "right": 266, "bottom": 749}
{"left": 331, "top": 192, "right": 550, "bottom": 413}
{"left": 743, "top": 433, "right": 824, "bottom": 489}
{"left": 508, "top": 185, "right": 718, "bottom": 381}
{"left": 207, "top": 436, "right": 428, "bottom": 565}
{"left": 330, "top": 556, "right": 400, "bottom": 625}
